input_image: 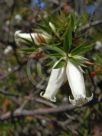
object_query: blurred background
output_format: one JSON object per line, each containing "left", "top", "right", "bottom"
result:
{"left": 0, "top": 0, "right": 102, "bottom": 136}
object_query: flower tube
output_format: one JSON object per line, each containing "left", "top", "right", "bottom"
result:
{"left": 15, "top": 30, "right": 51, "bottom": 46}
{"left": 40, "top": 67, "right": 66, "bottom": 102}
{"left": 66, "top": 60, "right": 93, "bottom": 106}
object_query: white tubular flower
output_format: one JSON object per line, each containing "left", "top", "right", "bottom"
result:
{"left": 40, "top": 67, "right": 66, "bottom": 102}
{"left": 15, "top": 31, "right": 51, "bottom": 46}
{"left": 66, "top": 61, "right": 93, "bottom": 106}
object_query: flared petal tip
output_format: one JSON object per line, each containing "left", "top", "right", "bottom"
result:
{"left": 40, "top": 92, "right": 56, "bottom": 102}
{"left": 69, "top": 93, "right": 93, "bottom": 106}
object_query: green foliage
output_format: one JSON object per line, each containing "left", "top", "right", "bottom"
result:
{"left": 93, "top": 53, "right": 102, "bottom": 66}
{"left": 45, "top": 45, "right": 65, "bottom": 56}
{"left": 63, "top": 26, "right": 72, "bottom": 52}
{"left": 20, "top": 11, "right": 95, "bottom": 68}
{"left": 20, "top": 47, "right": 36, "bottom": 52}
{"left": 53, "top": 58, "right": 66, "bottom": 69}
{"left": 18, "top": 36, "right": 35, "bottom": 47}
{"left": 70, "top": 43, "right": 94, "bottom": 55}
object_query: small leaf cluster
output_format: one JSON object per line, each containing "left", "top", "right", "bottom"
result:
{"left": 20, "top": 11, "right": 94, "bottom": 69}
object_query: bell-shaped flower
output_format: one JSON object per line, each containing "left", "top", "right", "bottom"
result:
{"left": 40, "top": 67, "right": 66, "bottom": 102}
{"left": 15, "top": 30, "right": 51, "bottom": 46}
{"left": 66, "top": 61, "right": 93, "bottom": 106}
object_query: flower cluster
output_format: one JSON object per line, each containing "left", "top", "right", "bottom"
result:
{"left": 41, "top": 60, "right": 93, "bottom": 106}
{"left": 14, "top": 14, "right": 94, "bottom": 106}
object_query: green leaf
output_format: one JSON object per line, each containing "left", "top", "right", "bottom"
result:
{"left": 69, "top": 57, "right": 81, "bottom": 67}
{"left": 93, "top": 53, "right": 102, "bottom": 65}
{"left": 17, "top": 36, "right": 33, "bottom": 45}
{"left": 45, "top": 55, "right": 57, "bottom": 67}
{"left": 20, "top": 47, "right": 36, "bottom": 52}
{"left": 18, "top": 36, "right": 38, "bottom": 48}
{"left": 63, "top": 14, "right": 74, "bottom": 52}
{"left": 70, "top": 43, "right": 94, "bottom": 55}
{"left": 69, "top": 13, "right": 75, "bottom": 30}
{"left": 45, "top": 45, "right": 65, "bottom": 56}
{"left": 64, "top": 27, "right": 72, "bottom": 52}
{"left": 37, "top": 15, "right": 51, "bottom": 33}
{"left": 53, "top": 59, "right": 66, "bottom": 69}
{"left": 37, "top": 63, "right": 46, "bottom": 79}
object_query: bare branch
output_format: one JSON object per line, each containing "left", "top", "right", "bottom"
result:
{"left": 0, "top": 104, "right": 75, "bottom": 121}
{"left": 0, "top": 89, "right": 20, "bottom": 97}
{"left": 79, "top": 19, "right": 102, "bottom": 32}
{"left": 0, "top": 96, "right": 102, "bottom": 121}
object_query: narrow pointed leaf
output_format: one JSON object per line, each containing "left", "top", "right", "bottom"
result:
{"left": 18, "top": 36, "right": 38, "bottom": 48}
{"left": 63, "top": 26, "right": 72, "bottom": 52}
{"left": 70, "top": 44, "right": 94, "bottom": 55}
{"left": 45, "top": 45, "right": 65, "bottom": 56}
{"left": 20, "top": 47, "right": 36, "bottom": 52}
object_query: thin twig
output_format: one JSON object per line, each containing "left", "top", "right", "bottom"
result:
{"left": 79, "top": 19, "right": 102, "bottom": 32}
{"left": 0, "top": 89, "right": 20, "bottom": 97}
{"left": 0, "top": 96, "right": 102, "bottom": 122}
{"left": 0, "top": 104, "right": 75, "bottom": 121}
